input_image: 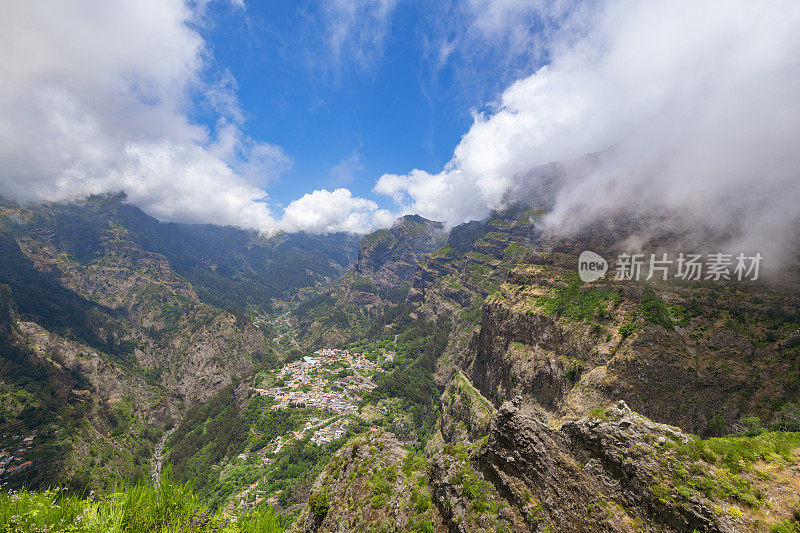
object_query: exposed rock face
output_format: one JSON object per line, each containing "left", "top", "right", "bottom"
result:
{"left": 293, "top": 215, "right": 446, "bottom": 348}
{"left": 292, "top": 431, "right": 443, "bottom": 533}
{"left": 427, "top": 442, "right": 527, "bottom": 533}
{"left": 476, "top": 400, "right": 735, "bottom": 532}
{"left": 354, "top": 214, "right": 446, "bottom": 290}
{"left": 462, "top": 250, "right": 800, "bottom": 437}
{"left": 438, "top": 371, "right": 496, "bottom": 443}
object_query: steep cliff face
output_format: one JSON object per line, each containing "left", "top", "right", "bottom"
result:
{"left": 293, "top": 215, "right": 446, "bottom": 348}
{"left": 0, "top": 203, "right": 269, "bottom": 406}
{"left": 355, "top": 214, "right": 446, "bottom": 290}
{"left": 475, "top": 400, "right": 740, "bottom": 532}
{"left": 438, "top": 371, "right": 496, "bottom": 444}
{"left": 467, "top": 398, "right": 800, "bottom": 532}
{"left": 461, "top": 250, "right": 800, "bottom": 437}
{"left": 296, "top": 392, "right": 800, "bottom": 532}
{"left": 285, "top": 202, "right": 800, "bottom": 531}
{"left": 292, "top": 431, "right": 443, "bottom": 533}
{"left": 0, "top": 285, "right": 162, "bottom": 491}
{"left": 427, "top": 440, "right": 527, "bottom": 532}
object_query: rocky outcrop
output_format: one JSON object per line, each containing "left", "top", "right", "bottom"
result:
{"left": 460, "top": 250, "right": 800, "bottom": 436}
{"left": 293, "top": 215, "right": 447, "bottom": 348}
{"left": 427, "top": 442, "right": 527, "bottom": 533}
{"left": 292, "top": 431, "right": 443, "bottom": 533}
{"left": 354, "top": 215, "right": 446, "bottom": 291}
{"left": 438, "top": 371, "right": 496, "bottom": 443}
{"left": 476, "top": 399, "right": 736, "bottom": 532}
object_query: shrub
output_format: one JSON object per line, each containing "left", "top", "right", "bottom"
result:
{"left": 309, "top": 488, "right": 330, "bottom": 517}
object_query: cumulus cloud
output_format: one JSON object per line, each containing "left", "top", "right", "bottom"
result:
{"left": 0, "top": 0, "right": 289, "bottom": 230}
{"left": 377, "top": 0, "right": 800, "bottom": 262}
{"left": 282, "top": 188, "right": 394, "bottom": 233}
{"left": 0, "top": 0, "right": 388, "bottom": 234}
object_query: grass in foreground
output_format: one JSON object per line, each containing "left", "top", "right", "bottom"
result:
{"left": 0, "top": 474, "right": 284, "bottom": 533}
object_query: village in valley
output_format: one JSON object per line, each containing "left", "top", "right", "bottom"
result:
{"left": 222, "top": 346, "right": 399, "bottom": 516}
{"left": 0, "top": 431, "right": 35, "bottom": 479}
{"left": 254, "top": 347, "right": 390, "bottom": 413}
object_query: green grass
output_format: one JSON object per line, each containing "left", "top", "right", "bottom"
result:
{"left": 770, "top": 509, "right": 800, "bottom": 532}
{"left": 538, "top": 278, "right": 621, "bottom": 322}
{"left": 430, "top": 244, "right": 453, "bottom": 257}
{"left": 675, "top": 432, "right": 800, "bottom": 472}
{"left": 656, "top": 431, "right": 800, "bottom": 509}
{"left": 640, "top": 288, "right": 673, "bottom": 329}
{"left": 0, "top": 474, "right": 283, "bottom": 532}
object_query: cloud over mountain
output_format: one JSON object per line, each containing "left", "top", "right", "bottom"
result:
{"left": 0, "top": 0, "right": 389, "bottom": 233}
{"left": 377, "top": 0, "right": 800, "bottom": 260}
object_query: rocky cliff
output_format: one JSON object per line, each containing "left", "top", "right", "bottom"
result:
{"left": 0, "top": 194, "right": 360, "bottom": 491}
{"left": 291, "top": 202, "right": 800, "bottom": 532}
{"left": 293, "top": 214, "right": 446, "bottom": 348}
{"left": 291, "top": 431, "right": 443, "bottom": 532}
{"left": 461, "top": 250, "right": 800, "bottom": 437}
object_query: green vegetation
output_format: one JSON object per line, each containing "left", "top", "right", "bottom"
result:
{"left": 167, "top": 384, "right": 248, "bottom": 498}
{"left": 538, "top": 277, "right": 621, "bottom": 322}
{"left": 365, "top": 314, "right": 452, "bottom": 443}
{"left": 619, "top": 322, "right": 636, "bottom": 340}
{"left": 309, "top": 487, "right": 331, "bottom": 516}
{"left": 352, "top": 276, "right": 378, "bottom": 294}
{"left": 460, "top": 299, "right": 483, "bottom": 325}
{"left": 655, "top": 430, "right": 800, "bottom": 509}
{"left": 166, "top": 380, "right": 363, "bottom": 511}
{"left": 360, "top": 229, "right": 395, "bottom": 252}
{"left": 430, "top": 244, "right": 454, "bottom": 257}
{"left": 442, "top": 443, "right": 502, "bottom": 521}
{"left": 672, "top": 431, "right": 800, "bottom": 474}
{"left": 367, "top": 466, "right": 395, "bottom": 508}
{"left": 770, "top": 509, "right": 800, "bottom": 532}
{"left": 503, "top": 243, "right": 531, "bottom": 260}
{"left": 0, "top": 475, "right": 284, "bottom": 532}
{"left": 640, "top": 287, "right": 672, "bottom": 329}
{"left": 379, "top": 281, "right": 411, "bottom": 304}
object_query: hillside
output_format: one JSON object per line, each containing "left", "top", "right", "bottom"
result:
{"left": 283, "top": 205, "right": 800, "bottom": 532}
{"left": 292, "top": 214, "right": 446, "bottom": 347}
{"left": 2, "top": 194, "right": 800, "bottom": 532}
{"left": 0, "top": 194, "right": 359, "bottom": 492}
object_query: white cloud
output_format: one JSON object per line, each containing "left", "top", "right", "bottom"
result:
{"left": 320, "top": 0, "right": 398, "bottom": 71}
{"left": 330, "top": 149, "right": 364, "bottom": 185}
{"left": 418, "top": 0, "right": 579, "bottom": 100}
{"left": 0, "top": 0, "right": 292, "bottom": 231}
{"left": 377, "top": 0, "right": 800, "bottom": 262}
{"left": 282, "top": 188, "right": 393, "bottom": 233}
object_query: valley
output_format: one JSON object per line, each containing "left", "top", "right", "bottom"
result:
{"left": 1, "top": 194, "right": 799, "bottom": 532}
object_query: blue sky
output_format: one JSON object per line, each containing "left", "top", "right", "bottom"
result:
{"left": 3, "top": 0, "right": 797, "bottom": 248}
{"left": 0, "top": 0, "right": 563, "bottom": 232}
{"left": 193, "top": 0, "right": 543, "bottom": 211}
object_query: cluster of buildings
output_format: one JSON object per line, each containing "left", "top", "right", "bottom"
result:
{"left": 0, "top": 434, "right": 35, "bottom": 478}
{"left": 221, "top": 347, "right": 396, "bottom": 517}
{"left": 224, "top": 482, "right": 267, "bottom": 516}
{"left": 310, "top": 419, "right": 351, "bottom": 446}
{"left": 254, "top": 348, "right": 391, "bottom": 413}
{"left": 312, "top": 348, "right": 393, "bottom": 371}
